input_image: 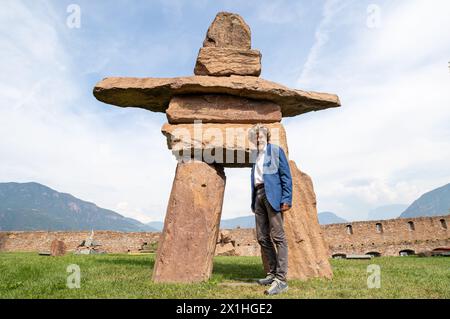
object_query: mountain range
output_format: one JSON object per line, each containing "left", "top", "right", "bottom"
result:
{"left": 146, "top": 212, "right": 350, "bottom": 231}
{"left": 218, "top": 211, "right": 349, "bottom": 229}
{"left": 0, "top": 182, "right": 156, "bottom": 232}
{"left": 1, "top": 181, "right": 449, "bottom": 231}
{"left": 400, "top": 183, "right": 450, "bottom": 218}
{"left": 317, "top": 211, "right": 348, "bottom": 224}
{"left": 367, "top": 204, "right": 409, "bottom": 221}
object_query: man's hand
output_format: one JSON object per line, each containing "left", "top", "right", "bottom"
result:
{"left": 280, "top": 203, "right": 290, "bottom": 212}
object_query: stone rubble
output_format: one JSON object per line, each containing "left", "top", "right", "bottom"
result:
{"left": 50, "top": 239, "right": 66, "bottom": 257}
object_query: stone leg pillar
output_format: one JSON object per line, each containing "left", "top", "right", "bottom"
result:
{"left": 284, "top": 160, "right": 333, "bottom": 280}
{"left": 261, "top": 160, "right": 333, "bottom": 280}
{"left": 152, "top": 160, "right": 226, "bottom": 283}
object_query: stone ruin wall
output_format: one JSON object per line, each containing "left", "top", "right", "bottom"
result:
{"left": 322, "top": 215, "right": 450, "bottom": 257}
{"left": 0, "top": 231, "right": 159, "bottom": 254}
{"left": 1, "top": 215, "right": 448, "bottom": 257}
{"left": 216, "top": 227, "right": 261, "bottom": 257}
{"left": 218, "top": 215, "right": 450, "bottom": 257}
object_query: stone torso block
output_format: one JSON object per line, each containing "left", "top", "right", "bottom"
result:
{"left": 166, "top": 95, "right": 281, "bottom": 124}
{"left": 161, "top": 122, "right": 288, "bottom": 167}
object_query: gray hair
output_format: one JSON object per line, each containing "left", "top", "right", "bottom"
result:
{"left": 250, "top": 123, "right": 271, "bottom": 142}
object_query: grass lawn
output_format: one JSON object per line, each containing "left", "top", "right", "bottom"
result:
{"left": 0, "top": 252, "right": 449, "bottom": 298}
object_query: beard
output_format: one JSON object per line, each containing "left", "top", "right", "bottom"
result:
{"left": 257, "top": 140, "right": 267, "bottom": 151}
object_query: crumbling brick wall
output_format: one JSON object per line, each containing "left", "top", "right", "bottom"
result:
{"left": 216, "top": 215, "right": 450, "bottom": 257}
{"left": 0, "top": 216, "right": 448, "bottom": 257}
{"left": 322, "top": 215, "right": 449, "bottom": 256}
{"left": 0, "top": 231, "right": 160, "bottom": 253}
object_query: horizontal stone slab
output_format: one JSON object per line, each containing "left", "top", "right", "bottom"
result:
{"left": 93, "top": 75, "right": 340, "bottom": 117}
{"left": 166, "top": 94, "right": 281, "bottom": 124}
{"left": 161, "top": 122, "right": 288, "bottom": 167}
{"left": 194, "top": 47, "right": 261, "bottom": 76}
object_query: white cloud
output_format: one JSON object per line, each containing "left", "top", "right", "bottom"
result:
{"left": 298, "top": 0, "right": 349, "bottom": 84}
{"left": 289, "top": 0, "right": 450, "bottom": 220}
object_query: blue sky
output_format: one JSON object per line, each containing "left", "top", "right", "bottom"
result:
{"left": 1, "top": 0, "right": 449, "bottom": 222}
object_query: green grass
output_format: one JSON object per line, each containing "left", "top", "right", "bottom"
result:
{"left": 0, "top": 252, "right": 449, "bottom": 298}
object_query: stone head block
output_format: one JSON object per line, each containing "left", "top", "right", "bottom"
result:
{"left": 203, "top": 12, "right": 251, "bottom": 49}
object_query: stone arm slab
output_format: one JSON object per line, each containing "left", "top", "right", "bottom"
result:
{"left": 93, "top": 75, "right": 341, "bottom": 117}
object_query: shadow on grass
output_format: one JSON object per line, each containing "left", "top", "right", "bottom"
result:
{"left": 92, "top": 255, "right": 155, "bottom": 268}
{"left": 82, "top": 254, "right": 264, "bottom": 283}
{"left": 213, "top": 258, "right": 265, "bottom": 281}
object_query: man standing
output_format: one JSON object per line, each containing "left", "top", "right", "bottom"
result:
{"left": 250, "top": 124, "right": 292, "bottom": 295}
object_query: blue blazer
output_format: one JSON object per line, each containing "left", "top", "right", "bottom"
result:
{"left": 251, "top": 143, "right": 293, "bottom": 213}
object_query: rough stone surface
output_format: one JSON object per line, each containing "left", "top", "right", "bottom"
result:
{"left": 262, "top": 161, "right": 333, "bottom": 280}
{"left": 93, "top": 75, "right": 340, "bottom": 117}
{"left": 50, "top": 239, "right": 66, "bottom": 256}
{"left": 152, "top": 160, "right": 226, "bottom": 283}
{"left": 218, "top": 230, "right": 233, "bottom": 244}
{"left": 203, "top": 12, "right": 251, "bottom": 49}
{"left": 194, "top": 47, "right": 261, "bottom": 76}
{"left": 166, "top": 95, "right": 281, "bottom": 124}
{"left": 215, "top": 242, "right": 236, "bottom": 256}
{"left": 161, "top": 122, "right": 288, "bottom": 167}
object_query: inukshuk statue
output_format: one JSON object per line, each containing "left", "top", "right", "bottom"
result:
{"left": 93, "top": 12, "right": 340, "bottom": 283}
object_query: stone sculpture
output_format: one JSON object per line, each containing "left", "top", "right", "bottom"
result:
{"left": 93, "top": 12, "right": 340, "bottom": 283}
